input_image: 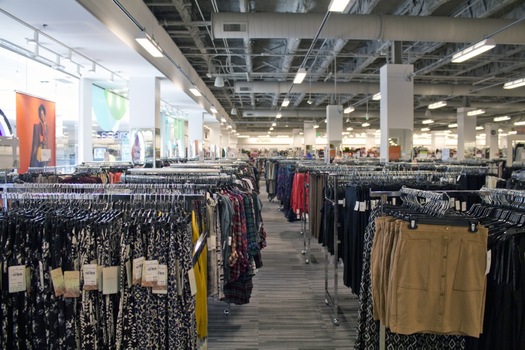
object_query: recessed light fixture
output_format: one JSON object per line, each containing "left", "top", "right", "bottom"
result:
{"left": 514, "top": 121, "right": 525, "bottom": 126}
{"left": 451, "top": 38, "right": 496, "bottom": 63}
{"left": 421, "top": 127, "right": 430, "bottom": 132}
{"left": 313, "top": 124, "right": 319, "bottom": 129}
{"left": 503, "top": 77, "right": 525, "bottom": 89}
{"left": 135, "top": 31, "right": 164, "bottom": 57}
{"left": 467, "top": 109, "right": 485, "bottom": 116}
{"left": 362, "top": 122, "right": 370, "bottom": 127}
{"left": 344, "top": 106, "right": 355, "bottom": 114}
{"left": 448, "top": 123, "right": 458, "bottom": 128}
{"left": 476, "top": 126, "right": 484, "bottom": 130}
{"left": 328, "top": 0, "right": 351, "bottom": 12}
{"left": 189, "top": 86, "right": 201, "bottom": 96}
{"left": 293, "top": 68, "right": 307, "bottom": 84}
{"left": 276, "top": 113, "right": 282, "bottom": 119}
{"left": 428, "top": 101, "right": 447, "bottom": 109}
{"left": 346, "top": 127, "right": 353, "bottom": 131}
{"left": 494, "top": 116, "right": 510, "bottom": 122}
{"left": 422, "top": 119, "right": 434, "bottom": 124}
{"left": 372, "top": 92, "right": 381, "bottom": 101}
{"left": 282, "top": 98, "right": 290, "bottom": 107}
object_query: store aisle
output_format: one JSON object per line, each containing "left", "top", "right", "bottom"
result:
{"left": 207, "top": 185, "right": 359, "bottom": 350}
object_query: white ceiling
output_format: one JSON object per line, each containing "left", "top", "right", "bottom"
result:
{"left": 0, "top": 0, "right": 218, "bottom": 122}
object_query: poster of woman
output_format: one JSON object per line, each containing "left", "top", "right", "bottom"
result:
{"left": 16, "top": 92, "right": 56, "bottom": 173}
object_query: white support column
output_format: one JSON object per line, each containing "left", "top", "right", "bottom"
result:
{"left": 129, "top": 77, "right": 161, "bottom": 164}
{"left": 379, "top": 64, "right": 414, "bottom": 162}
{"left": 304, "top": 121, "right": 316, "bottom": 153}
{"left": 457, "top": 107, "right": 476, "bottom": 161}
{"left": 485, "top": 123, "right": 499, "bottom": 159}
{"left": 221, "top": 127, "right": 230, "bottom": 158}
{"left": 366, "top": 130, "right": 377, "bottom": 150}
{"left": 208, "top": 122, "right": 221, "bottom": 160}
{"left": 78, "top": 78, "right": 93, "bottom": 163}
{"left": 292, "top": 128, "right": 303, "bottom": 150}
{"left": 188, "top": 111, "right": 204, "bottom": 159}
{"left": 326, "top": 105, "right": 343, "bottom": 155}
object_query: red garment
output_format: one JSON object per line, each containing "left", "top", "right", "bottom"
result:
{"left": 290, "top": 172, "right": 310, "bottom": 215}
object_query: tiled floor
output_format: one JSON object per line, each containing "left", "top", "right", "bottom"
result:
{"left": 207, "top": 185, "right": 359, "bottom": 349}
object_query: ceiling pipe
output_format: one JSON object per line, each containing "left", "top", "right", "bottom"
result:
{"left": 239, "top": 0, "right": 255, "bottom": 108}
{"left": 235, "top": 81, "right": 524, "bottom": 97}
{"left": 211, "top": 12, "right": 525, "bottom": 45}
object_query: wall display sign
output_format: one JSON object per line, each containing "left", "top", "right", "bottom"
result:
{"left": 15, "top": 93, "right": 56, "bottom": 173}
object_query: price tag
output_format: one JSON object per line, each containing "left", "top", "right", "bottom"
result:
{"left": 83, "top": 264, "right": 98, "bottom": 291}
{"left": 461, "top": 202, "right": 467, "bottom": 212}
{"left": 450, "top": 197, "right": 456, "bottom": 208}
{"left": 359, "top": 201, "right": 366, "bottom": 212}
{"left": 142, "top": 260, "right": 158, "bottom": 287}
{"left": 207, "top": 236, "right": 216, "bottom": 250}
{"left": 228, "top": 236, "right": 232, "bottom": 246}
{"left": 8, "top": 265, "right": 26, "bottom": 293}
{"left": 455, "top": 200, "right": 461, "bottom": 211}
{"left": 102, "top": 266, "right": 119, "bottom": 295}
{"left": 64, "top": 271, "right": 80, "bottom": 298}
{"left": 188, "top": 267, "right": 197, "bottom": 296}
{"left": 132, "top": 257, "right": 145, "bottom": 285}
{"left": 485, "top": 250, "right": 491, "bottom": 275}
{"left": 41, "top": 149, "right": 51, "bottom": 162}
{"left": 392, "top": 198, "right": 397, "bottom": 206}
{"left": 50, "top": 267, "right": 65, "bottom": 297}
{"left": 152, "top": 264, "right": 168, "bottom": 295}
{"left": 354, "top": 202, "right": 359, "bottom": 211}
{"left": 39, "top": 261, "right": 44, "bottom": 290}
{"left": 125, "top": 260, "right": 132, "bottom": 289}
{"left": 337, "top": 200, "right": 344, "bottom": 205}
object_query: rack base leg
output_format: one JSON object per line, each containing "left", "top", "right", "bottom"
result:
{"left": 223, "top": 303, "right": 230, "bottom": 316}
{"left": 333, "top": 318, "right": 340, "bottom": 326}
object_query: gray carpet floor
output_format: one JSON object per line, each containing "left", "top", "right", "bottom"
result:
{"left": 207, "top": 185, "right": 359, "bottom": 349}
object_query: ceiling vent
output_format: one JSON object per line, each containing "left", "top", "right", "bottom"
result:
{"left": 223, "top": 22, "right": 247, "bottom": 33}
{"left": 239, "top": 86, "right": 252, "bottom": 92}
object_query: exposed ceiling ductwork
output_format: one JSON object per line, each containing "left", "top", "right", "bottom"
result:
{"left": 211, "top": 12, "right": 525, "bottom": 44}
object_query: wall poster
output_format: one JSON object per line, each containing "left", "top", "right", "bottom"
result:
{"left": 16, "top": 92, "right": 56, "bottom": 173}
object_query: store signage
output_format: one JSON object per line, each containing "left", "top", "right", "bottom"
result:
{"left": 96, "top": 131, "right": 129, "bottom": 141}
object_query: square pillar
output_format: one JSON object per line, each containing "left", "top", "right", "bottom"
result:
{"left": 457, "top": 107, "right": 476, "bottom": 160}
{"left": 379, "top": 64, "right": 414, "bottom": 161}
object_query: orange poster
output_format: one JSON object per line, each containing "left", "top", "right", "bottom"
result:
{"left": 16, "top": 93, "right": 56, "bottom": 173}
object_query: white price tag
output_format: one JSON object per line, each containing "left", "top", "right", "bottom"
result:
{"left": 8, "top": 265, "right": 26, "bottom": 293}
{"left": 354, "top": 202, "right": 359, "bottom": 211}
{"left": 455, "top": 200, "right": 461, "bottom": 211}
{"left": 392, "top": 198, "right": 397, "bottom": 206}
{"left": 337, "top": 200, "right": 344, "bottom": 205}
{"left": 153, "top": 264, "right": 168, "bottom": 295}
{"left": 359, "top": 201, "right": 366, "bottom": 212}
{"left": 207, "top": 236, "right": 216, "bottom": 250}
{"left": 142, "top": 260, "right": 158, "bottom": 287}
{"left": 485, "top": 250, "right": 491, "bottom": 275}
{"left": 132, "top": 257, "right": 145, "bottom": 285}
{"left": 102, "top": 266, "right": 119, "bottom": 295}
{"left": 188, "top": 267, "right": 197, "bottom": 296}
{"left": 461, "top": 202, "right": 467, "bottom": 212}
{"left": 83, "top": 264, "right": 98, "bottom": 290}
{"left": 228, "top": 236, "right": 232, "bottom": 246}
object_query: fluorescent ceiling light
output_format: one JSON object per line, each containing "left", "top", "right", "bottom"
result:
{"left": 362, "top": 122, "right": 370, "bottom": 127}
{"left": 227, "top": 125, "right": 232, "bottom": 129}
{"left": 448, "top": 123, "right": 458, "bottom": 128}
{"left": 135, "top": 31, "right": 164, "bottom": 58}
{"left": 509, "top": 131, "right": 518, "bottom": 135}
{"left": 328, "top": 0, "right": 351, "bottom": 12}
{"left": 189, "top": 86, "right": 201, "bottom": 96}
{"left": 494, "top": 116, "right": 510, "bottom": 122}
{"left": 476, "top": 126, "right": 484, "bottom": 130}
{"left": 293, "top": 68, "right": 307, "bottom": 84}
{"left": 451, "top": 38, "right": 496, "bottom": 63}
{"left": 313, "top": 124, "right": 319, "bottom": 129}
{"left": 503, "top": 77, "right": 525, "bottom": 89}
{"left": 421, "top": 127, "right": 430, "bottom": 132}
{"left": 344, "top": 106, "right": 355, "bottom": 114}
{"left": 220, "top": 117, "right": 226, "bottom": 123}
{"left": 428, "top": 101, "right": 447, "bottom": 109}
{"left": 271, "top": 122, "right": 277, "bottom": 127}
{"left": 214, "top": 76, "right": 224, "bottom": 87}
{"left": 299, "top": 132, "right": 304, "bottom": 135}
{"left": 467, "top": 109, "right": 485, "bottom": 116}
{"left": 276, "top": 113, "right": 282, "bottom": 119}
{"left": 281, "top": 98, "right": 290, "bottom": 107}
{"left": 514, "top": 121, "right": 525, "bottom": 126}
{"left": 237, "top": 135, "right": 249, "bottom": 138}
{"left": 372, "top": 92, "right": 381, "bottom": 100}
{"left": 422, "top": 119, "right": 434, "bottom": 124}
{"left": 231, "top": 129, "right": 236, "bottom": 133}
{"left": 276, "top": 135, "right": 289, "bottom": 138}
{"left": 268, "top": 131, "right": 272, "bottom": 134}
{"left": 269, "top": 127, "right": 274, "bottom": 130}
{"left": 346, "top": 127, "right": 353, "bottom": 131}
{"left": 210, "top": 106, "right": 217, "bottom": 113}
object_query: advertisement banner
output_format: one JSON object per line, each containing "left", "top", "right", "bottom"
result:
{"left": 16, "top": 92, "right": 56, "bottom": 173}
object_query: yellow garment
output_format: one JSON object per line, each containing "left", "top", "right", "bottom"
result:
{"left": 192, "top": 210, "right": 208, "bottom": 339}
